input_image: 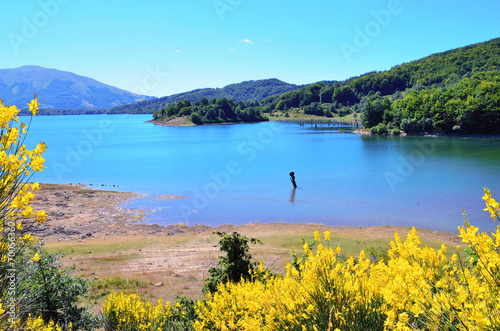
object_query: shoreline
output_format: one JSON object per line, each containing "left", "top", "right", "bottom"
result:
{"left": 32, "top": 183, "right": 463, "bottom": 308}
{"left": 353, "top": 127, "right": 500, "bottom": 138}
{"left": 32, "top": 183, "right": 461, "bottom": 243}
{"left": 148, "top": 116, "right": 500, "bottom": 138}
{"left": 148, "top": 116, "right": 270, "bottom": 127}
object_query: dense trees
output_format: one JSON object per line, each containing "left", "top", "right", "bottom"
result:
{"left": 155, "top": 96, "right": 268, "bottom": 124}
{"left": 260, "top": 37, "right": 500, "bottom": 134}
{"left": 151, "top": 38, "right": 500, "bottom": 132}
{"left": 111, "top": 78, "right": 301, "bottom": 114}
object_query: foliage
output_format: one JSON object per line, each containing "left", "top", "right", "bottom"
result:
{"left": 17, "top": 248, "right": 94, "bottom": 329}
{"left": 202, "top": 231, "right": 262, "bottom": 295}
{"left": 146, "top": 38, "right": 500, "bottom": 131}
{"left": 155, "top": 97, "right": 269, "bottom": 125}
{"left": 101, "top": 292, "right": 194, "bottom": 331}
{"left": 267, "top": 38, "right": 500, "bottom": 134}
{"left": 195, "top": 229, "right": 386, "bottom": 330}
{"left": 0, "top": 95, "right": 93, "bottom": 330}
{"left": 112, "top": 78, "right": 301, "bottom": 114}
{"left": 16, "top": 315, "right": 69, "bottom": 330}
{"left": 194, "top": 189, "right": 500, "bottom": 330}
{"left": 0, "top": 95, "right": 49, "bottom": 329}
{"left": 370, "top": 123, "right": 389, "bottom": 135}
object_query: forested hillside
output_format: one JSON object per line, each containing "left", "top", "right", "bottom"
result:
{"left": 153, "top": 38, "right": 500, "bottom": 132}
{"left": 111, "top": 78, "right": 302, "bottom": 114}
{"left": 259, "top": 38, "right": 500, "bottom": 134}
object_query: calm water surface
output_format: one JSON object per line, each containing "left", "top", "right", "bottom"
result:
{"left": 22, "top": 114, "right": 500, "bottom": 233}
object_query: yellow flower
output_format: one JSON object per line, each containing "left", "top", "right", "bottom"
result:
{"left": 314, "top": 229, "right": 320, "bottom": 242}
{"left": 324, "top": 229, "right": 331, "bottom": 241}
{"left": 35, "top": 210, "right": 48, "bottom": 224}
{"left": 31, "top": 253, "right": 41, "bottom": 262}
{"left": 483, "top": 188, "right": 500, "bottom": 221}
{"left": 28, "top": 95, "right": 40, "bottom": 115}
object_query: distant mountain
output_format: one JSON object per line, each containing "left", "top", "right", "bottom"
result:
{"left": 109, "top": 78, "right": 304, "bottom": 114}
{"left": 0, "top": 65, "right": 154, "bottom": 110}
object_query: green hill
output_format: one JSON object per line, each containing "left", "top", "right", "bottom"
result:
{"left": 151, "top": 38, "right": 499, "bottom": 131}
{"left": 262, "top": 37, "right": 500, "bottom": 134}
{"left": 109, "top": 78, "right": 303, "bottom": 114}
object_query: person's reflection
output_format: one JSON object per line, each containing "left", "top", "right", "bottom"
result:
{"left": 289, "top": 187, "right": 297, "bottom": 204}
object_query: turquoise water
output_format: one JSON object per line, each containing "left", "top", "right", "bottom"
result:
{"left": 22, "top": 114, "right": 500, "bottom": 233}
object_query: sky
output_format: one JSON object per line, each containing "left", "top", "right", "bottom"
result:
{"left": 1, "top": 0, "right": 499, "bottom": 97}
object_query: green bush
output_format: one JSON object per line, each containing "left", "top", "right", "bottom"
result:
{"left": 203, "top": 232, "right": 262, "bottom": 294}
{"left": 177, "top": 107, "right": 192, "bottom": 117}
{"left": 391, "top": 128, "right": 401, "bottom": 135}
{"left": 190, "top": 112, "right": 203, "bottom": 125}
{"left": 370, "top": 123, "right": 388, "bottom": 135}
{"left": 13, "top": 247, "right": 95, "bottom": 330}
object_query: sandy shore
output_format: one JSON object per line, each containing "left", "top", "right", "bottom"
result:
{"left": 32, "top": 183, "right": 462, "bottom": 309}
{"left": 31, "top": 183, "right": 208, "bottom": 241}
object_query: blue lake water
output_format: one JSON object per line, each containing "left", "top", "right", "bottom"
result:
{"left": 21, "top": 114, "right": 500, "bottom": 233}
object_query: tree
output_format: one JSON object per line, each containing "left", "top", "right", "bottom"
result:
{"left": 203, "top": 232, "right": 262, "bottom": 294}
{"left": 319, "top": 86, "right": 334, "bottom": 103}
{"left": 190, "top": 112, "right": 203, "bottom": 125}
{"left": 333, "top": 85, "right": 359, "bottom": 106}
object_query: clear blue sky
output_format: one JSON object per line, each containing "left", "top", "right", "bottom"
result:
{"left": 1, "top": 0, "right": 499, "bottom": 97}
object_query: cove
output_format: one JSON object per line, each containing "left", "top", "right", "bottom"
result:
{"left": 22, "top": 114, "right": 500, "bottom": 233}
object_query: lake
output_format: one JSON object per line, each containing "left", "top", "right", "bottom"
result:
{"left": 22, "top": 114, "right": 500, "bottom": 233}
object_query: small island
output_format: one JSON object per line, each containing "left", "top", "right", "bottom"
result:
{"left": 151, "top": 96, "right": 269, "bottom": 125}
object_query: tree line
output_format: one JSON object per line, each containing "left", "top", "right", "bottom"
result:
{"left": 151, "top": 38, "right": 500, "bottom": 132}
{"left": 258, "top": 38, "right": 500, "bottom": 134}
{"left": 153, "top": 97, "right": 268, "bottom": 124}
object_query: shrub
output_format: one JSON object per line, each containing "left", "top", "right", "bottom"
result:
{"left": 202, "top": 232, "right": 262, "bottom": 295}
{"left": 0, "top": 96, "right": 93, "bottom": 330}
{"left": 190, "top": 112, "right": 203, "bottom": 125}
{"left": 195, "top": 189, "right": 500, "bottom": 330}
{"left": 18, "top": 248, "right": 94, "bottom": 329}
{"left": 370, "top": 123, "right": 389, "bottom": 135}
{"left": 391, "top": 128, "right": 401, "bottom": 135}
{"left": 400, "top": 118, "right": 419, "bottom": 133}
{"left": 101, "top": 292, "right": 194, "bottom": 331}
{"left": 177, "top": 107, "right": 192, "bottom": 117}
{"left": 195, "top": 230, "right": 386, "bottom": 330}
{"left": 0, "top": 95, "right": 50, "bottom": 329}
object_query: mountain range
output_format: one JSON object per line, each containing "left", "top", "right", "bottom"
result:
{"left": 0, "top": 65, "right": 153, "bottom": 110}
{"left": 1, "top": 37, "right": 498, "bottom": 121}
{"left": 0, "top": 65, "right": 308, "bottom": 113}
